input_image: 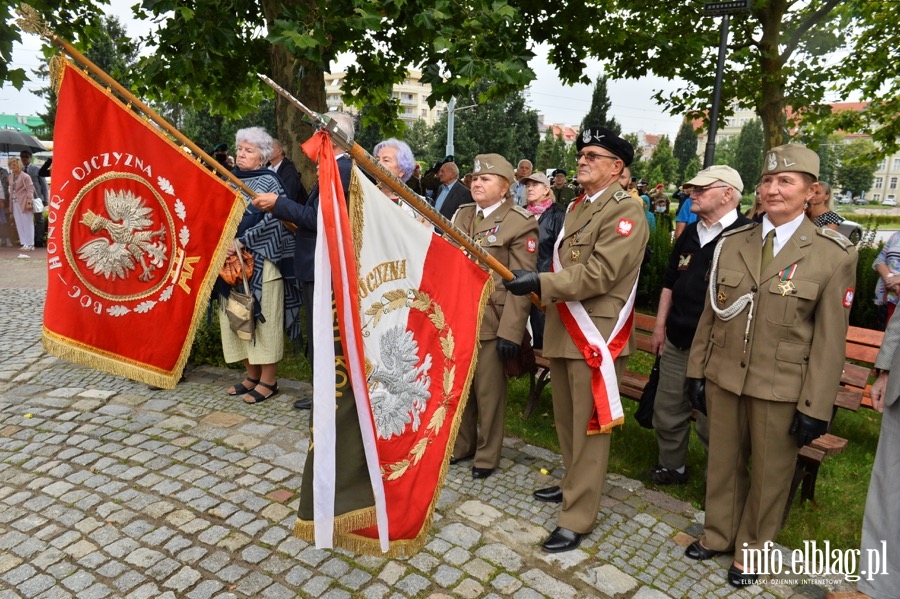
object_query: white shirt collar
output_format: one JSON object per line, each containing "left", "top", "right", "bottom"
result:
{"left": 697, "top": 209, "right": 739, "bottom": 247}
{"left": 584, "top": 186, "right": 608, "bottom": 204}
{"left": 480, "top": 200, "right": 504, "bottom": 218}
{"left": 761, "top": 212, "right": 806, "bottom": 255}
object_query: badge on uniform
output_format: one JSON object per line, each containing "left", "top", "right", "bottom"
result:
{"left": 843, "top": 287, "right": 855, "bottom": 308}
{"left": 717, "top": 289, "right": 727, "bottom": 304}
{"left": 617, "top": 218, "right": 634, "bottom": 236}
{"left": 777, "top": 263, "right": 798, "bottom": 296}
{"left": 526, "top": 238, "right": 537, "bottom": 253}
{"left": 571, "top": 249, "right": 581, "bottom": 261}
{"left": 678, "top": 253, "right": 692, "bottom": 270}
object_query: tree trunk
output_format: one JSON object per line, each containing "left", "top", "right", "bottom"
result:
{"left": 757, "top": 1, "right": 787, "bottom": 151}
{"left": 262, "top": 0, "right": 326, "bottom": 185}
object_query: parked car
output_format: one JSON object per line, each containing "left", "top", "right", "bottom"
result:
{"left": 838, "top": 195, "right": 852, "bottom": 205}
{"left": 854, "top": 197, "right": 869, "bottom": 205}
{"left": 838, "top": 218, "right": 863, "bottom": 245}
{"left": 883, "top": 197, "right": 897, "bottom": 206}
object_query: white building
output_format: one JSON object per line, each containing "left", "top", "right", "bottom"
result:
{"left": 324, "top": 70, "right": 448, "bottom": 127}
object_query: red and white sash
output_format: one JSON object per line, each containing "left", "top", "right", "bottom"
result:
{"left": 551, "top": 221, "right": 636, "bottom": 433}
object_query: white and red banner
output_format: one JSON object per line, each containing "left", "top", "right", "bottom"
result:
{"left": 297, "top": 132, "right": 491, "bottom": 555}
{"left": 42, "top": 60, "right": 243, "bottom": 388}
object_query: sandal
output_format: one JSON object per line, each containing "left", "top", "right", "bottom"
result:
{"left": 243, "top": 381, "right": 278, "bottom": 404}
{"left": 227, "top": 377, "right": 259, "bottom": 396}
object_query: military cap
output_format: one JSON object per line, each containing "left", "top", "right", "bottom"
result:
{"left": 551, "top": 168, "right": 567, "bottom": 177}
{"left": 685, "top": 164, "right": 744, "bottom": 193}
{"left": 576, "top": 126, "right": 634, "bottom": 166}
{"left": 213, "top": 143, "right": 228, "bottom": 152}
{"left": 762, "top": 144, "right": 819, "bottom": 180}
{"left": 472, "top": 153, "right": 515, "bottom": 184}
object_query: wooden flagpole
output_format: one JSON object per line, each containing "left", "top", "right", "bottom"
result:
{"left": 257, "top": 73, "right": 521, "bottom": 283}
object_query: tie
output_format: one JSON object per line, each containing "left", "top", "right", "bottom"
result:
{"left": 761, "top": 230, "right": 776, "bottom": 270}
{"left": 475, "top": 209, "right": 484, "bottom": 227}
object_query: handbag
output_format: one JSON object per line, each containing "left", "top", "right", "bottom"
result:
{"left": 634, "top": 354, "right": 661, "bottom": 429}
{"left": 219, "top": 241, "right": 254, "bottom": 286}
{"left": 488, "top": 299, "right": 536, "bottom": 378}
{"left": 224, "top": 245, "right": 255, "bottom": 341}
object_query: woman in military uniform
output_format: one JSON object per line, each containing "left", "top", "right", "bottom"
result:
{"left": 684, "top": 144, "right": 857, "bottom": 588}
{"left": 450, "top": 153, "right": 537, "bottom": 479}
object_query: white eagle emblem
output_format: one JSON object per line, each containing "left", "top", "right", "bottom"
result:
{"left": 766, "top": 152, "right": 777, "bottom": 171}
{"left": 473, "top": 158, "right": 482, "bottom": 173}
{"left": 77, "top": 188, "right": 168, "bottom": 282}
{"left": 582, "top": 129, "right": 592, "bottom": 143}
{"left": 616, "top": 218, "right": 634, "bottom": 236}
{"left": 368, "top": 326, "right": 433, "bottom": 440}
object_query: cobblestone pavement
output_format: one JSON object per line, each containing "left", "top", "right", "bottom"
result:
{"left": 0, "top": 286, "right": 858, "bottom": 599}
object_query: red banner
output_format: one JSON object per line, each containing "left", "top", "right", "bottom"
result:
{"left": 42, "top": 60, "right": 243, "bottom": 388}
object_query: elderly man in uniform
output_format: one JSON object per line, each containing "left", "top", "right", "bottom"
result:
{"left": 504, "top": 127, "right": 649, "bottom": 552}
{"left": 683, "top": 145, "right": 857, "bottom": 588}
{"left": 451, "top": 154, "right": 537, "bottom": 479}
{"left": 648, "top": 165, "right": 750, "bottom": 486}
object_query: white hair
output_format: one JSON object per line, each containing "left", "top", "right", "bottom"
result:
{"left": 235, "top": 127, "right": 273, "bottom": 163}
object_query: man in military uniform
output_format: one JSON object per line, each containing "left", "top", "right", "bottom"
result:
{"left": 504, "top": 127, "right": 649, "bottom": 552}
{"left": 648, "top": 165, "right": 750, "bottom": 487}
{"left": 451, "top": 154, "right": 537, "bottom": 479}
{"left": 683, "top": 145, "right": 857, "bottom": 588}
{"left": 551, "top": 168, "right": 575, "bottom": 208}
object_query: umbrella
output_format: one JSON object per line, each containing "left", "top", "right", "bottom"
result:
{"left": 0, "top": 129, "right": 47, "bottom": 154}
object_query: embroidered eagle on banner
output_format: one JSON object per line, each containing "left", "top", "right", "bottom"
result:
{"left": 77, "top": 188, "right": 168, "bottom": 282}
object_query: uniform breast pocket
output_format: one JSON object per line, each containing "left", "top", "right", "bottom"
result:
{"left": 765, "top": 278, "right": 819, "bottom": 325}
{"left": 714, "top": 268, "right": 745, "bottom": 307}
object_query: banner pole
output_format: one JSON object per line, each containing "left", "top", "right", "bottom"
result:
{"left": 257, "top": 73, "right": 521, "bottom": 283}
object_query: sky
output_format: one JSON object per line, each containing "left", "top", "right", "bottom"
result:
{"left": 0, "top": 1, "right": 685, "bottom": 140}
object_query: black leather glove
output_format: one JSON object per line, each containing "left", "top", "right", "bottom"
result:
{"left": 687, "top": 378, "right": 707, "bottom": 415}
{"left": 496, "top": 338, "right": 520, "bottom": 360}
{"left": 789, "top": 411, "right": 829, "bottom": 448}
{"left": 502, "top": 270, "right": 541, "bottom": 296}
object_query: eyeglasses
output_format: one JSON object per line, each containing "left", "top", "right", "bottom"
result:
{"left": 688, "top": 185, "right": 729, "bottom": 195}
{"left": 576, "top": 151, "right": 620, "bottom": 163}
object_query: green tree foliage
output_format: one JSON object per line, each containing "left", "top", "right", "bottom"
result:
{"left": 623, "top": 133, "right": 645, "bottom": 180}
{"left": 644, "top": 135, "right": 677, "bottom": 185}
{"left": 536, "top": 128, "right": 568, "bottom": 173}
{"left": 534, "top": 1, "right": 854, "bottom": 151}
{"left": 428, "top": 82, "right": 539, "bottom": 173}
{"left": 836, "top": 139, "right": 879, "bottom": 198}
{"left": 580, "top": 74, "right": 620, "bottom": 134}
{"left": 673, "top": 120, "right": 698, "bottom": 183}
{"left": 733, "top": 118, "right": 764, "bottom": 192}
{"left": 806, "top": 133, "right": 846, "bottom": 187}
{"left": 713, "top": 135, "right": 740, "bottom": 168}
{"left": 636, "top": 223, "right": 674, "bottom": 313}
{"left": 405, "top": 119, "right": 436, "bottom": 166}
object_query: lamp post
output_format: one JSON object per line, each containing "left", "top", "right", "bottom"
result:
{"left": 445, "top": 97, "right": 477, "bottom": 157}
{"left": 702, "top": 0, "right": 750, "bottom": 168}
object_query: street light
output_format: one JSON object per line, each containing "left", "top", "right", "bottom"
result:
{"left": 445, "top": 97, "right": 477, "bottom": 157}
{"left": 702, "top": 0, "right": 750, "bottom": 168}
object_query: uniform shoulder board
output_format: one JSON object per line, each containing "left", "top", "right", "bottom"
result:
{"left": 721, "top": 222, "right": 757, "bottom": 238}
{"left": 612, "top": 190, "right": 631, "bottom": 202}
{"left": 511, "top": 205, "right": 533, "bottom": 218}
{"left": 818, "top": 227, "right": 855, "bottom": 251}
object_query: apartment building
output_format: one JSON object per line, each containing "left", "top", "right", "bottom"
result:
{"left": 324, "top": 70, "right": 448, "bottom": 126}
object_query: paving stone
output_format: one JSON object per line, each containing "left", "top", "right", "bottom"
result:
{"left": 521, "top": 568, "right": 577, "bottom": 599}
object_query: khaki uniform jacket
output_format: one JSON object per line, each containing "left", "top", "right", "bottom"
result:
{"left": 540, "top": 184, "right": 649, "bottom": 359}
{"left": 454, "top": 201, "right": 538, "bottom": 342}
{"left": 687, "top": 218, "right": 858, "bottom": 421}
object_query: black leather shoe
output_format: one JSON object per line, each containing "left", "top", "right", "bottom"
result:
{"left": 293, "top": 397, "right": 312, "bottom": 410}
{"left": 684, "top": 540, "right": 723, "bottom": 561}
{"left": 541, "top": 527, "right": 583, "bottom": 553}
{"left": 472, "top": 467, "right": 494, "bottom": 479}
{"left": 450, "top": 454, "right": 474, "bottom": 465}
{"left": 727, "top": 564, "right": 759, "bottom": 587}
{"left": 533, "top": 486, "right": 562, "bottom": 503}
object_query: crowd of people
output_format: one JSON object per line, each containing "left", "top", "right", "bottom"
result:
{"left": 0, "top": 150, "right": 49, "bottom": 252}
{"left": 18, "top": 112, "right": 888, "bottom": 594}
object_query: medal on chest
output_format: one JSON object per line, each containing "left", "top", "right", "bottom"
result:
{"left": 777, "top": 264, "right": 798, "bottom": 296}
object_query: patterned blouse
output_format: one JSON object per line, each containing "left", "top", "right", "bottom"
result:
{"left": 813, "top": 211, "right": 844, "bottom": 227}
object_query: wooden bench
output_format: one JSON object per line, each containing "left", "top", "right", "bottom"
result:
{"left": 783, "top": 325, "right": 883, "bottom": 522}
{"left": 520, "top": 311, "right": 884, "bottom": 522}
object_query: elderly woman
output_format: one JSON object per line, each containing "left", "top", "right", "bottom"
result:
{"left": 521, "top": 171, "right": 564, "bottom": 349}
{"left": 373, "top": 138, "right": 423, "bottom": 221}
{"left": 6, "top": 158, "right": 35, "bottom": 251}
{"left": 220, "top": 127, "right": 301, "bottom": 404}
{"left": 449, "top": 154, "right": 537, "bottom": 479}
{"left": 806, "top": 181, "right": 843, "bottom": 230}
